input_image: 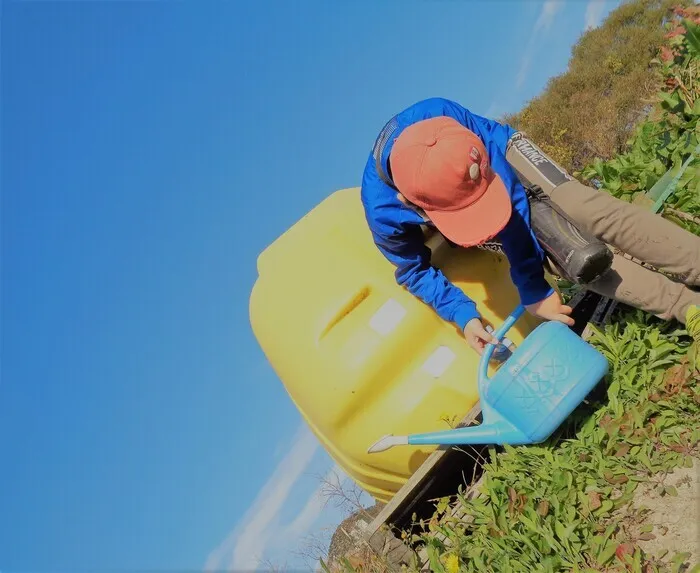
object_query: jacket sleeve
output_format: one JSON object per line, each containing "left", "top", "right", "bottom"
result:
{"left": 370, "top": 222, "right": 481, "bottom": 330}
{"left": 362, "top": 190, "right": 481, "bottom": 331}
{"left": 497, "top": 182, "right": 555, "bottom": 306}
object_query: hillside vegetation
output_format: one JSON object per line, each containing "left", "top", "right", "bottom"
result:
{"left": 577, "top": 2, "right": 700, "bottom": 236}
{"left": 502, "top": 0, "right": 695, "bottom": 174}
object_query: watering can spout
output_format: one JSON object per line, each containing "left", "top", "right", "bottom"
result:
{"left": 406, "top": 417, "right": 529, "bottom": 447}
{"left": 366, "top": 417, "right": 529, "bottom": 453}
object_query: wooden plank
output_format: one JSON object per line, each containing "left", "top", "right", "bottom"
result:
{"left": 581, "top": 296, "right": 616, "bottom": 341}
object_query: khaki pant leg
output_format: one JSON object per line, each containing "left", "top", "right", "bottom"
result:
{"left": 505, "top": 133, "right": 700, "bottom": 324}
{"left": 584, "top": 254, "right": 700, "bottom": 323}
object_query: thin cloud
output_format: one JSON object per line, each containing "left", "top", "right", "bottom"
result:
{"left": 485, "top": 101, "right": 504, "bottom": 120}
{"left": 204, "top": 422, "right": 320, "bottom": 572}
{"left": 537, "top": 0, "right": 564, "bottom": 30}
{"left": 516, "top": 0, "right": 565, "bottom": 89}
{"left": 584, "top": 0, "right": 606, "bottom": 30}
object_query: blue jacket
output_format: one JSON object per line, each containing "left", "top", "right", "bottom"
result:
{"left": 360, "top": 97, "right": 554, "bottom": 330}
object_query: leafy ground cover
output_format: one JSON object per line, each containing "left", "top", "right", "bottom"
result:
{"left": 414, "top": 309, "right": 698, "bottom": 573}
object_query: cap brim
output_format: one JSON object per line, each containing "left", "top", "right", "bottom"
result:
{"left": 425, "top": 173, "right": 512, "bottom": 247}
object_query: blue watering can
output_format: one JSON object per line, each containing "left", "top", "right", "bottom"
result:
{"left": 367, "top": 304, "right": 609, "bottom": 452}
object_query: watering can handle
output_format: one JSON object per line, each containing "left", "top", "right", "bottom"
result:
{"left": 477, "top": 304, "right": 526, "bottom": 387}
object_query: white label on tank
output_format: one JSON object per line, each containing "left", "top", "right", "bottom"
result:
{"left": 369, "top": 298, "right": 406, "bottom": 336}
{"left": 422, "top": 346, "right": 456, "bottom": 378}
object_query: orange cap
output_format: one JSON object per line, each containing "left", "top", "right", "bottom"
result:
{"left": 389, "top": 116, "right": 512, "bottom": 247}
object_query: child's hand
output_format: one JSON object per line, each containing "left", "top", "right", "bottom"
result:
{"left": 525, "top": 291, "right": 575, "bottom": 326}
{"left": 463, "top": 318, "right": 499, "bottom": 355}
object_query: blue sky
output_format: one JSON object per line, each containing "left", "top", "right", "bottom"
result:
{"left": 1, "top": 0, "right": 622, "bottom": 570}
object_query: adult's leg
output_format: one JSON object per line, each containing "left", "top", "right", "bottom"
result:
{"left": 505, "top": 133, "right": 700, "bottom": 285}
{"left": 583, "top": 254, "right": 698, "bottom": 324}
{"left": 505, "top": 133, "right": 700, "bottom": 324}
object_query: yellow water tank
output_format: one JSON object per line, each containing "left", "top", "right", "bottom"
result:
{"left": 249, "top": 187, "right": 552, "bottom": 503}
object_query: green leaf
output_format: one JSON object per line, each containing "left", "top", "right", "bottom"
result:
{"left": 638, "top": 449, "right": 653, "bottom": 472}
{"left": 659, "top": 91, "right": 685, "bottom": 113}
{"left": 689, "top": 98, "right": 700, "bottom": 116}
{"left": 629, "top": 407, "right": 644, "bottom": 428}
{"left": 427, "top": 544, "right": 447, "bottom": 573}
{"left": 671, "top": 552, "right": 692, "bottom": 573}
{"left": 683, "top": 18, "right": 700, "bottom": 58}
{"left": 596, "top": 500, "right": 614, "bottom": 516}
{"left": 554, "top": 520, "right": 568, "bottom": 542}
{"left": 597, "top": 539, "right": 618, "bottom": 565}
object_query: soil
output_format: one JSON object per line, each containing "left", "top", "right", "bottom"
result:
{"left": 622, "top": 454, "right": 700, "bottom": 571}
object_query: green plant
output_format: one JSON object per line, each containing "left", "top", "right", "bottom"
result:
{"left": 408, "top": 309, "right": 698, "bottom": 573}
